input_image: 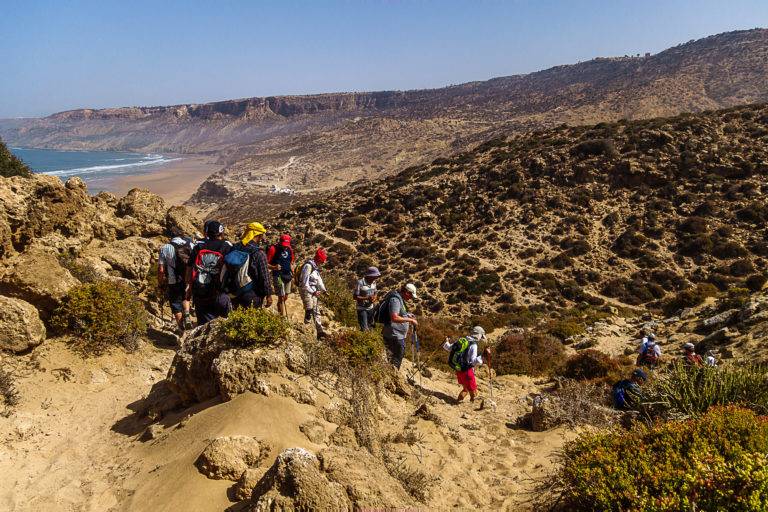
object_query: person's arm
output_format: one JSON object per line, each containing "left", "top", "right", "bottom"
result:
{"left": 442, "top": 339, "right": 453, "bottom": 351}
{"left": 390, "top": 297, "right": 417, "bottom": 326}
{"left": 314, "top": 272, "right": 326, "bottom": 294}
{"left": 266, "top": 246, "right": 279, "bottom": 272}
{"left": 184, "top": 247, "right": 197, "bottom": 300}
{"left": 300, "top": 263, "right": 312, "bottom": 289}
{"left": 467, "top": 344, "right": 483, "bottom": 367}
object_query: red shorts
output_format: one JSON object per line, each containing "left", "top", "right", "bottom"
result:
{"left": 456, "top": 368, "right": 477, "bottom": 392}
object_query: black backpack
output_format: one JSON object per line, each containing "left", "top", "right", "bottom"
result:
{"left": 170, "top": 237, "right": 193, "bottom": 279}
{"left": 374, "top": 291, "right": 401, "bottom": 326}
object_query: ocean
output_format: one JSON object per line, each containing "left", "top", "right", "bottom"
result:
{"left": 9, "top": 147, "right": 180, "bottom": 193}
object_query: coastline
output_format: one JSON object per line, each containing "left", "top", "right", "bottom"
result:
{"left": 110, "top": 155, "right": 222, "bottom": 205}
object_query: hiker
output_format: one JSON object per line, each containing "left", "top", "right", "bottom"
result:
{"left": 636, "top": 333, "right": 661, "bottom": 368}
{"left": 185, "top": 220, "right": 232, "bottom": 325}
{"left": 299, "top": 248, "right": 328, "bottom": 339}
{"left": 353, "top": 266, "right": 380, "bottom": 331}
{"left": 682, "top": 342, "right": 703, "bottom": 366}
{"left": 158, "top": 236, "right": 193, "bottom": 331}
{"left": 266, "top": 233, "right": 295, "bottom": 318}
{"left": 377, "top": 283, "right": 419, "bottom": 369}
{"left": 706, "top": 350, "right": 718, "bottom": 367}
{"left": 225, "top": 222, "right": 273, "bottom": 309}
{"left": 612, "top": 368, "right": 647, "bottom": 410}
{"left": 442, "top": 326, "right": 492, "bottom": 403}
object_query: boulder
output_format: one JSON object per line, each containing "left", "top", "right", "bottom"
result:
{"left": 212, "top": 348, "right": 285, "bottom": 401}
{"left": 166, "top": 322, "right": 229, "bottom": 404}
{"left": 165, "top": 205, "right": 200, "bottom": 237}
{"left": 0, "top": 249, "right": 79, "bottom": 314}
{"left": 232, "top": 468, "right": 265, "bottom": 502}
{"left": 249, "top": 448, "right": 349, "bottom": 511}
{"left": 700, "top": 309, "right": 738, "bottom": 330}
{"left": 0, "top": 295, "right": 46, "bottom": 352}
{"left": 196, "top": 435, "right": 270, "bottom": 481}
{"left": 116, "top": 188, "right": 167, "bottom": 236}
{"left": 82, "top": 237, "right": 155, "bottom": 280}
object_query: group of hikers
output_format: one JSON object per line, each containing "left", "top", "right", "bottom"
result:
{"left": 157, "top": 220, "right": 490, "bottom": 404}
{"left": 612, "top": 333, "right": 717, "bottom": 410}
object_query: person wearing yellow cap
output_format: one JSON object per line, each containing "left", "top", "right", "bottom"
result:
{"left": 223, "top": 222, "right": 273, "bottom": 310}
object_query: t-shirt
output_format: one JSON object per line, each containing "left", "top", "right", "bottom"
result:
{"left": 382, "top": 294, "right": 409, "bottom": 340}
{"left": 158, "top": 243, "right": 181, "bottom": 285}
{"left": 266, "top": 244, "right": 295, "bottom": 277}
{"left": 354, "top": 278, "right": 377, "bottom": 311}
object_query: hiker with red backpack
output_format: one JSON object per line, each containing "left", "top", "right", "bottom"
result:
{"left": 158, "top": 236, "right": 194, "bottom": 332}
{"left": 224, "top": 222, "right": 273, "bottom": 310}
{"left": 636, "top": 333, "right": 662, "bottom": 368}
{"left": 266, "top": 234, "right": 295, "bottom": 318}
{"left": 443, "top": 326, "right": 491, "bottom": 403}
{"left": 299, "top": 248, "right": 328, "bottom": 339}
{"left": 185, "top": 220, "right": 232, "bottom": 325}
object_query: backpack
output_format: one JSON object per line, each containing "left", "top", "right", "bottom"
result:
{"left": 223, "top": 249, "right": 254, "bottom": 297}
{"left": 192, "top": 248, "right": 225, "bottom": 299}
{"left": 448, "top": 337, "right": 476, "bottom": 372}
{"left": 612, "top": 380, "right": 640, "bottom": 410}
{"left": 269, "top": 244, "right": 294, "bottom": 282}
{"left": 170, "top": 237, "right": 193, "bottom": 278}
{"left": 374, "top": 291, "right": 401, "bottom": 326}
{"left": 640, "top": 342, "right": 659, "bottom": 364}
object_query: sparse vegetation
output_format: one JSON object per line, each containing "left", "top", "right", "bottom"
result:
{"left": 51, "top": 280, "right": 147, "bottom": 355}
{"left": 0, "top": 138, "right": 32, "bottom": 178}
{"left": 221, "top": 308, "right": 288, "bottom": 348}
{"left": 494, "top": 332, "right": 566, "bottom": 376}
{"left": 320, "top": 273, "right": 358, "bottom": 328}
{"left": 0, "top": 366, "right": 20, "bottom": 417}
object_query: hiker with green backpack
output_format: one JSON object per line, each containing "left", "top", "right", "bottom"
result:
{"left": 375, "top": 283, "right": 419, "bottom": 370}
{"left": 442, "top": 326, "right": 491, "bottom": 403}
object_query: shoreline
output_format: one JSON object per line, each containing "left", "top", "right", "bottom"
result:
{"left": 110, "top": 155, "right": 222, "bottom": 206}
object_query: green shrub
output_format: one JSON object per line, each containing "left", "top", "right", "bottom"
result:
{"left": 545, "top": 319, "right": 584, "bottom": 340}
{"left": 320, "top": 273, "right": 358, "bottom": 328}
{"left": 717, "top": 287, "right": 751, "bottom": 311}
{"left": 641, "top": 363, "right": 768, "bottom": 418}
{"left": 221, "top": 308, "right": 288, "bottom": 348}
{"left": 331, "top": 329, "right": 383, "bottom": 369}
{"left": 494, "top": 332, "right": 565, "bottom": 376}
{"left": 417, "top": 316, "right": 462, "bottom": 367}
{"left": 51, "top": 280, "right": 147, "bottom": 355}
{"left": 662, "top": 283, "right": 719, "bottom": 315}
{"left": 746, "top": 274, "right": 768, "bottom": 292}
{"left": 0, "top": 139, "right": 32, "bottom": 178}
{"left": 549, "top": 406, "right": 768, "bottom": 512}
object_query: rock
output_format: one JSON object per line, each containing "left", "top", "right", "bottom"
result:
{"left": 249, "top": 448, "right": 349, "bottom": 511}
{"left": 212, "top": 348, "right": 285, "bottom": 401}
{"left": 232, "top": 468, "right": 265, "bottom": 502}
{"left": 0, "top": 249, "right": 79, "bottom": 314}
{"left": 116, "top": 188, "right": 167, "bottom": 235}
{"left": 0, "top": 295, "right": 46, "bottom": 352}
{"left": 329, "top": 426, "right": 358, "bottom": 449}
{"left": 65, "top": 176, "right": 87, "bottom": 191}
{"left": 680, "top": 308, "right": 697, "bottom": 319}
{"left": 299, "top": 421, "right": 327, "bottom": 444}
{"left": 700, "top": 309, "right": 738, "bottom": 329}
{"left": 743, "top": 309, "right": 768, "bottom": 327}
{"left": 701, "top": 327, "right": 738, "bottom": 346}
{"left": 196, "top": 436, "right": 270, "bottom": 481}
{"left": 166, "top": 321, "right": 230, "bottom": 404}
{"left": 140, "top": 424, "right": 164, "bottom": 441}
{"left": 165, "top": 205, "right": 200, "bottom": 238}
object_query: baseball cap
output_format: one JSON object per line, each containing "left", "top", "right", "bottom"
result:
{"left": 404, "top": 283, "right": 418, "bottom": 299}
{"left": 205, "top": 220, "right": 224, "bottom": 236}
{"left": 280, "top": 234, "right": 292, "bottom": 246}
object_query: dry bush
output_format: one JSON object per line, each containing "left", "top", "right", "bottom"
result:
{"left": 0, "top": 366, "right": 20, "bottom": 417}
{"left": 494, "top": 332, "right": 566, "bottom": 376}
{"left": 662, "top": 283, "right": 719, "bottom": 315}
{"left": 562, "top": 350, "right": 631, "bottom": 384}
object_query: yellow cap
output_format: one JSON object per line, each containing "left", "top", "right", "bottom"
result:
{"left": 241, "top": 222, "right": 267, "bottom": 245}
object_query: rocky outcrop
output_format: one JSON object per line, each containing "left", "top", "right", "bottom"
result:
{"left": 196, "top": 436, "right": 271, "bottom": 481}
{"left": 0, "top": 295, "right": 46, "bottom": 352}
{"left": 0, "top": 249, "right": 79, "bottom": 314}
{"left": 249, "top": 448, "right": 349, "bottom": 512}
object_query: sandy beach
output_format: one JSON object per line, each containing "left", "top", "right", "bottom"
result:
{"left": 111, "top": 155, "right": 221, "bottom": 205}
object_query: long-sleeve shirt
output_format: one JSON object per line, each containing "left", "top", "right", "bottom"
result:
{"left": 247, "top": 243, "right": 273, "bottom": 297}
{"left": 442, "top": 335, "right": 484, "bottom": 368}
{"left": 300, "top": 260, "right": 326, "bottom": 294}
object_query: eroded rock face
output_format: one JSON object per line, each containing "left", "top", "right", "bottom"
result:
{"left": 0, "top": 249, "right": 80, "bottom": 314}
{"left": 212, "top": 348, "right": 285, "bottom": 401}
{"left": 0, "top": 295, "right": 46, "bottom": 352}
{"left": 196, "top": 436, "right": 270, "bottom": 481}
{"left": 249, "top": 448, "right": 349, "bottom": 512}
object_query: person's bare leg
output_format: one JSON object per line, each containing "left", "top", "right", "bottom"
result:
{"left": 469, "top": 389, "right": 478, "bottom": 402}
{"left": 174, "top": 312, "right": 183, "bottom": 329}
{"left": 281, "top": 297, "right": 289, "bottom": 318}
{"left": 277, "top": 299, "right": 285, "bottom": 316}
{"left": 457, "top": 390, "right": 468, "bottom": 403}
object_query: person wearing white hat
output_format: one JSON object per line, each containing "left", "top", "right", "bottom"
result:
{"left": 377, "top": 283, "right": 419, "bottom": 369}
{"left": 442, "top": 326, "right": 491, "bottom": 403}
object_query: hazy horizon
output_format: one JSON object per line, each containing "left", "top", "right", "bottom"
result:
{"left": 2, "top": 0, "right": 768, "bottom": 118}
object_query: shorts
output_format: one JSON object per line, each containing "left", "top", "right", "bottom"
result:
{"left": 193, "top": 293, "right": 232, "bottom": 325}
{"left": 166, "top": 282, "right": 185, "bottom": 314}
{"left": 456, "top": 368, "right": 477, "bottom": 392}
{"left": 273, "top": 275, "right": 292, "bottom": 296}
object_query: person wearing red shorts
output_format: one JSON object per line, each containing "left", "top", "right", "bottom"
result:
{"left": 443, "top": 326, "right": 492, "bottom": 403}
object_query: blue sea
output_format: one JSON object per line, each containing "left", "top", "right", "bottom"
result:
{"left": 9, "top": 147, "right": 180, "bottom": 193}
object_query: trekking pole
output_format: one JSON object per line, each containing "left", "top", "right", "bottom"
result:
{"left": 414, "top": 326, "right": 422, "bottom": 388}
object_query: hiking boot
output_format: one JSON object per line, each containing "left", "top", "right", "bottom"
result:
{"left": 183, "top": 313, "right": 194, "bottom": 331}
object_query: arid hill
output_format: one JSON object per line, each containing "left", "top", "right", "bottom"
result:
{"left": 258, "top": 103, "right": 768, "bottom": 324}
{"left": 2, "top": 29, "right": 767, "bottom": 202}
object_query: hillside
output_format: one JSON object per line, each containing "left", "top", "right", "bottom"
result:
{"left": 258, "top": 103, "right": 768, "bottom": 326}
{"left": 2, "top": 29, "right": 767, "bottom": 203}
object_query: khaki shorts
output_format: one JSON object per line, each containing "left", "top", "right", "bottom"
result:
{"left": 273, "top": 275, "right": 292, "bottom": 296}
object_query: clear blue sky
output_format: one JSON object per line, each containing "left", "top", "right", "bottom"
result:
{"left": 1, "top": 0, "right": 766, "bottom": 118}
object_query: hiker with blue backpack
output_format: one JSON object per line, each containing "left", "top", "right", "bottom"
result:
{"left": 185, "top": 220, "right": 233, "bottom": 325}
{"left": 612, "top": 368, "right": 647, "bottom": 410}
{"left": 442, "top": 326, "right": 491, "bottom": 403}
{"left": 225, "top": 222, "right": 273, "bottom": 310}
{"left": 376, "top": 283, "right": 419, "bottom": 369}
